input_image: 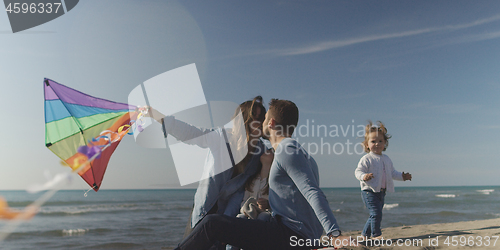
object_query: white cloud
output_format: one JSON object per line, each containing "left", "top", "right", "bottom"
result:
{"left": 451, "top": 30, "right": 500, "bottom": 44}
{"left": 272, "top": 14, "right": 500, "bottom": 56}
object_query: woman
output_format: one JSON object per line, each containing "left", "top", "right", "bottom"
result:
{"left": 147, "top": 96, "right": 267, "bottom": 238}
{"left": 227, "top": 148, "right": 273, "bottom": 250}
{"left": 236, "top": 148, "right": 273, "bottom": 221}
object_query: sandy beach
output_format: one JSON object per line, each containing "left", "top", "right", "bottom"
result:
{"left": 162, "top": 218, "right": 500, "bottom": 250}
{"left": 335, "top": 218, "right": 500, "bottom": 249}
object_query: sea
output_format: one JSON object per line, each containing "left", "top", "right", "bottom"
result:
{"left": 0, "top": 186, "right": 498, "bottom": 250}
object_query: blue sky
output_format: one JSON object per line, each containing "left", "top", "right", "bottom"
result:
{"left": 0, "top": 0, "right": 499, "bottom": 190}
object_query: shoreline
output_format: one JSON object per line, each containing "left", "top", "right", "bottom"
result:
{"left": 339, "top": 217, "right": 500, "bottom": 249}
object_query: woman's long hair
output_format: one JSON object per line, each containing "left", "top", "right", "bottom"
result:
{"left": 231, "top": 96, "right": 266, "bottom": 177}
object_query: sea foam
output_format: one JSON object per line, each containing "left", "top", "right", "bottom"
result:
{"left": 476, "top": 189, "right": 494, "bottom": 195}
{"left": 436, "top": 194, "right": 456, "bottom": 198}
{"left": 62, "top": 229, "right": 88, "bottom": 236}
{"left": 383, "top": 203, "right": 399, "bottom": 210}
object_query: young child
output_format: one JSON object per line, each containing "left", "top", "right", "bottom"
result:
{"left": 354, "top": 121, "right": 412, "bottom": 239}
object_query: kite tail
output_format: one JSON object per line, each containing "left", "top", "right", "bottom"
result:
{"left": 0, "top": 109, "right": 147, "bottom": 244}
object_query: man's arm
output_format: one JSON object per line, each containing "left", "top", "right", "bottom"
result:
{"left": 280, "top": 144, "right": 340, "bottom": 236}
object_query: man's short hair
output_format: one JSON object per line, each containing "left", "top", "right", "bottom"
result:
{"left": 268, "top": 99, "right": 299, "bottom": 136}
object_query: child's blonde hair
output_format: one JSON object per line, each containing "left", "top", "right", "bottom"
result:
{"left": 363, "top": 120, "right": 392, "bottom": 153}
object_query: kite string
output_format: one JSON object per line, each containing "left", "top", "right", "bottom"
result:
{"left": 83, "top": 187, "right": 94, "bottom": 197}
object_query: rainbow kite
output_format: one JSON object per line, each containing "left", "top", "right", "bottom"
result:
{"left": 44, "top": 78, "right": 140, "bottom": 191}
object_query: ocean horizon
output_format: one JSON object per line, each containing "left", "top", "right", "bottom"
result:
{"left": 2, "top": 184, "right": 498, "bottom": 191}
{"left": 0, "top": 185, "right": 498, "bottom": 249}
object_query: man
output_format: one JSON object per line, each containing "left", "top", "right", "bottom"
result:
{"left": 175, "top": 99, "right": 354, "bottom": 250}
